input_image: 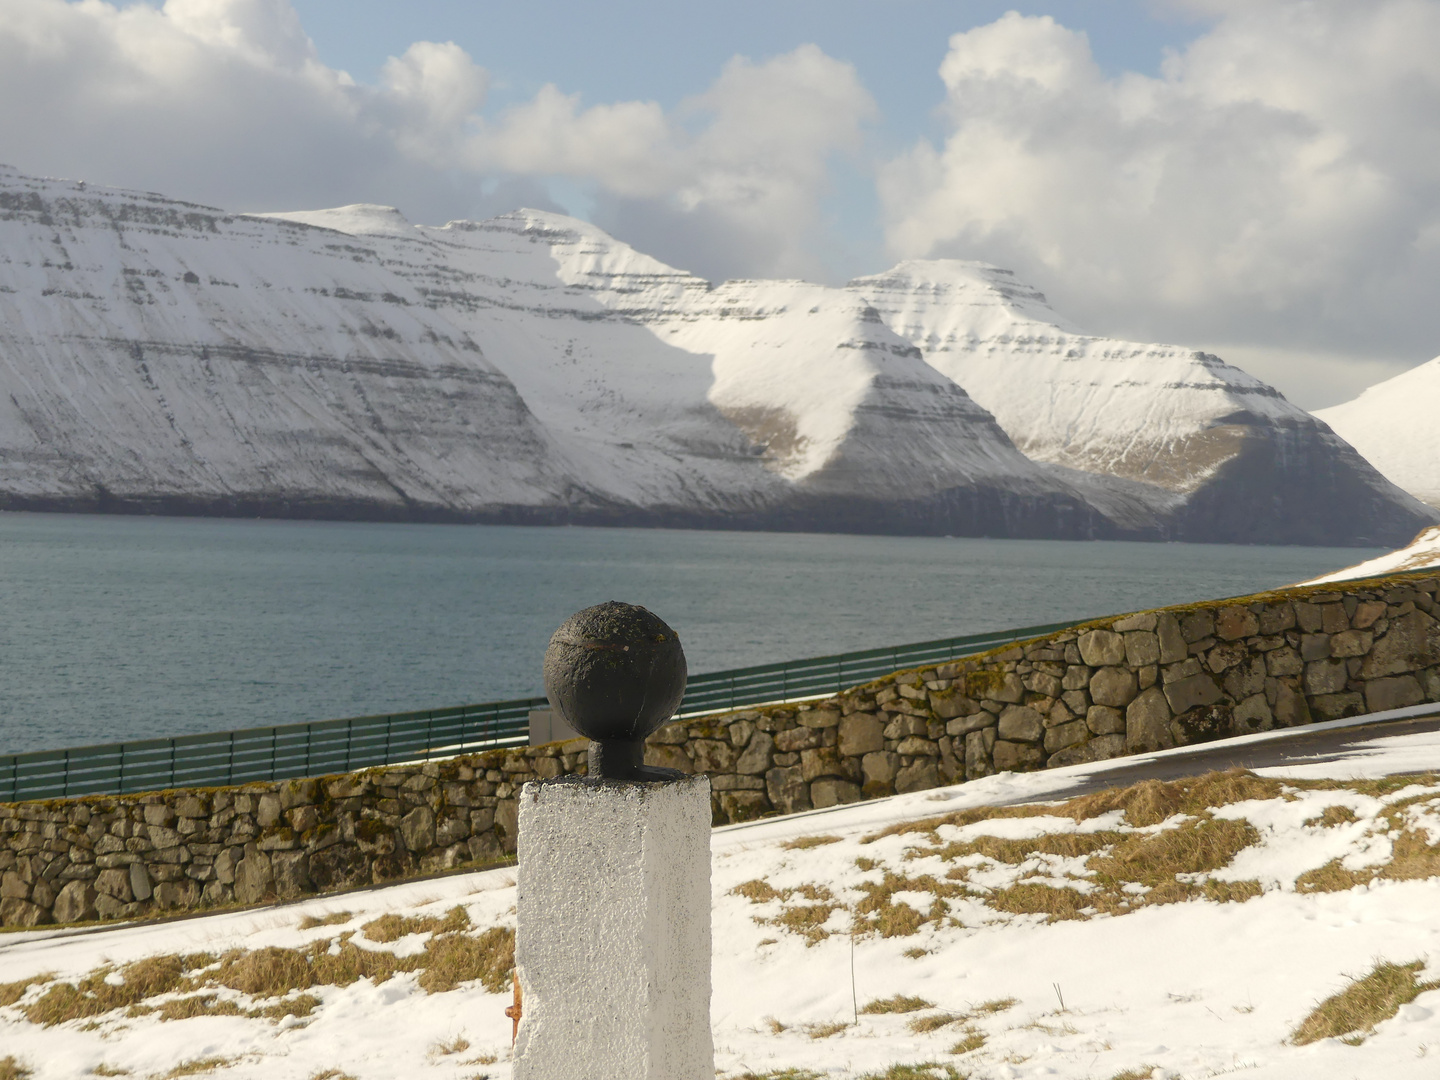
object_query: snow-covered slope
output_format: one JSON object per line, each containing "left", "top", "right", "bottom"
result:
{"left": 0, "top": 167, "right": 1099, "bottom": 536}
{"left": 0, "top": 164, "right": 1428, "bottom": 542}
{"left": 849, "top": 261, "right": 1437, "bottom": 545}
{"left": 0, "top": 171, "right": 578, "bottom": 519}
{"left": 1314, "top": 356, "right": 1440, "bottom": 510}
{"left": 1302, "top": 525, "right": 1440, "bottom": 584}
{"left": 7, "top": 724, "right": 1440, "bottom": 1079}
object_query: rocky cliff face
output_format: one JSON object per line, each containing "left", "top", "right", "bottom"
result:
{"left": 848, "top": 261, "right": 1438, "bottom": 545}
{"left": 0, "top": 164, "right": 1429, "bottom": 543}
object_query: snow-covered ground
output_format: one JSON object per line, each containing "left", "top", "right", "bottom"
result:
{"left": 1316, "top": 356, "right": 1440, "bottom": 510}
{"left": 1302, "top": 525, "right": 1440, "bottom": 584}
{"left": 7, "top": 714, "right": 1440, "bottom": 1080}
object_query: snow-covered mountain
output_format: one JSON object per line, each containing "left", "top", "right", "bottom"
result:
{"left": 0, "top": 164, "right": 1430, "bottom": 543}
{"left": 0, "top": 166, "right": 1101, "bottom": 537}
{"left": 849, "top": 260, "right": 1437, "bottom": 546}
{"left": 1314, "top": 357, "right": 1440, "bottom": 510}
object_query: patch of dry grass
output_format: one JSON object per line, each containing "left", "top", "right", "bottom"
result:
{"left": 856, "top": 1064, "right": 964, "bottom": 1080}
{"left": 732, "top": 1070, "right": 825, "bottom": 1080}
{"left": 805, "top": 1021, "right": 849, "bottom": 1038}
{"left": 0, "top": 1057, "right": 32, "bottom": 1080}
{"left": 429, "top": 1035, "right": 470, "bottom": 1056}
{"left": 985, "top": 882, "right": 1094, "bottom": 921}
{"left": 306, "top": 1071, "right": 357, "bottom": 1080}
{"left": 1291, "top": 960, "right": 1440, "bottom": 1045}
{"left": 853, "top": 871, "right": 963, "bottom": 938}
{"left": 297, "top": 912, "right": 353, "bottom": 930}
{"left": 91, "top": 1067, "right": 130, "bottom": 1077}
{"left": 1298, "top": 822, "right": 1440, "bottom": 894}
{"left": 23, "top": 954, "right": 208, "bottom": 1026}
{"left": 362, "top": 906, "right": 469, "bottom": 943}
{"left": 733, "top": 880, "right": 781, "bottom": 903}
{"left": 767, "top": 903, "right": 839, "bottom": 945}
{"left": 949, "top": 1030, "right": 985, "bottom": 1054}
{"left": 1107, "top": 1069, "right": 1156, "bottom": 1080}
{"left": 158, "top": 1058, "right": 237, "bottom": 1078}
{"left": 861, "top": 994, "right": 933, "bottom": 1014}
{"left": 1087, "top": 816, "right": 1259, "bottom": 902}
{"left": 782, "top": 835, "right": 843, "bottom": 851}
{"left": 1305, "top": 806, "right": 1359, "bottom": 828}
{"left": 971, "top": 997, "right": 1017, "bottom": 1015}
{"left": 0, "top": 973, "right": 53, "bottom": 1008}
{"left": 907, "top": 1012, "right": 960, "bottom": 1033}
{"left": 733, "top": 878, "right": 841, "bottom": 944}
{"left": 418, "top": 927, "right": 514, "bottom": 994}
{"left": 15, "top": 919, "right": 513, "bottom": 1028}
{"left": 867, "top": 769, "right": 1282, "bottom": 842}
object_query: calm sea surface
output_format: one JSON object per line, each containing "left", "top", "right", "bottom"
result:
{"left": 0, "top": 512, "right": 1379, "bottom": 755}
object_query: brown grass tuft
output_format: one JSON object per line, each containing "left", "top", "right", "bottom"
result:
{"left": 1107, "top": 1069, "right": 1156, "bottom": 1080}
{"left": 0, "top": 973, "right": 53, "bottom": 1008}
{"left": 418, "top": 926, "right": 514, "bottom": 994}
{"left": 1291, "top": 959, "right": 1440, "bottom": 1045}
{"left": 1306, "top": 806, "right": 1359, "bottom": 828}
{"left": 986, "top": 882, "right": 1093, "bottom": 921}
{"left": 430, "top": 1035, "right": 471, "bottom": 1056}
{"left": 767, "top": 903, "right": 839, "bottom": 945}
{"left": 732, "top": 1071, "right": 825, "bottom": 1080}
{"left": 307, "top": 1071, "right": 358, "bottom": 1080}
{"left": 805, "top": 1021, "right": 849, "bottom": 1038}
{"left": 733, "top": 879, "right": 782, "bottom": 903}
{"left": 0, "top": 1057, "right": 31, "bottom": 1080}
{"left": 1295, "top": 859, "right": 1366, "bottom": 893}
{"left": 949, "top": 1030, "right": 986, "bottom": 1054}
{"left": 1202, "top": 879, "right": 1263, "bottom": 903}
{"left": 853, "top": 871, "right": 963, "bottom": 937}
{"left": 856, "top": 1064, "right": 964, "bottom": 1080}
{"left": 782, "top": 835, "right": 843, "bottom": 850}
{"left": 91, "top": 1067, "right": 130, "bottom": 1077}
{"left": 862, "top": 994, "right": 934, "bottom": 1014}
{"left": 868, "top": 768, "right": 1283, "bottom": 843}
{"left": 159, "top": 1058, "right": 237, "bottom": 1078}
{"left": 297, "top": 911, "right": 353, "bottom": 930}
{"left": 973, "top": 997, "right": 1017, "bottom": 1014}
{"left": 23, "top": 954, "right": 209, "bottom": 1027}
{"left": 362, "top": 906, "right": 469, "bottom": 943}
{"left": 907, "top": 1012, "right": 960, "bottom": 1033}
{"left": 16, "top": 920, "right": 512, "bottom": 1029}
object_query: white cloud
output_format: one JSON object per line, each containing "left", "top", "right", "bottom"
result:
{"left": 878, "top": 2, "right": 1440, "bottom": 383}
{"left": 0, "top": 0, "right": 874, "bottom": 280}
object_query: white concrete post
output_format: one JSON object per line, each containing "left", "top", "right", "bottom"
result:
{"left": 513, "top": 774, "right": 713, "bottom": 1080}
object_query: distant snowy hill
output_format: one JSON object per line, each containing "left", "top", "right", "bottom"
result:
{"left": 1301, "top": 525, "right": 1440, "bottom": 585}
{"left": 0, "top": 164, "right": 1430, "bottom": 544}
{"left": 1314, "top": 356, "right": 1440, "bottom": 510}
{"left": 849, "top": 260, "right": 1437, "bottom": 546}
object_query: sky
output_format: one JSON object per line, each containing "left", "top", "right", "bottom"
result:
{"left": 3, "top": 0, "right": 1440, "bottom": 408}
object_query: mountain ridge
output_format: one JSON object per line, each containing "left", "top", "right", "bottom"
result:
{"left": 0, "top": 165, "right": 1431, "bottom": 544}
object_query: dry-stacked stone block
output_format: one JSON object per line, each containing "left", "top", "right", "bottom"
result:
{"left": 3, "top": 572, "right": 1438, "bottom": 928}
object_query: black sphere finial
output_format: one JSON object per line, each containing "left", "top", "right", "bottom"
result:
{"left": 543, "top": 601, "right": 688, "bottom": 781}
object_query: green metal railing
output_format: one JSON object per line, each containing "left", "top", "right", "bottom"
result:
{"left": 0, "top": 618, "right": 1080, "bottom": 803}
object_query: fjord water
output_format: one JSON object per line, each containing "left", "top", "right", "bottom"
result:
{"left": 0, "top": 512, "right": 1379, "bottom": 755}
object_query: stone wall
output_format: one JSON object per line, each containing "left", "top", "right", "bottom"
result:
{"left": 649, "top": 572, "right": 1440, "bottom": 820}
{"left": 0, "top": 742, "right": 588, "bottom": 928}
{"left": 4, "top": 571, "right": 1438, "bottom": 928}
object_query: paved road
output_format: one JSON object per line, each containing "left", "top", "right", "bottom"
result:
{"left": 1016, "top": 707, "right": 1440, "bottom": 804}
